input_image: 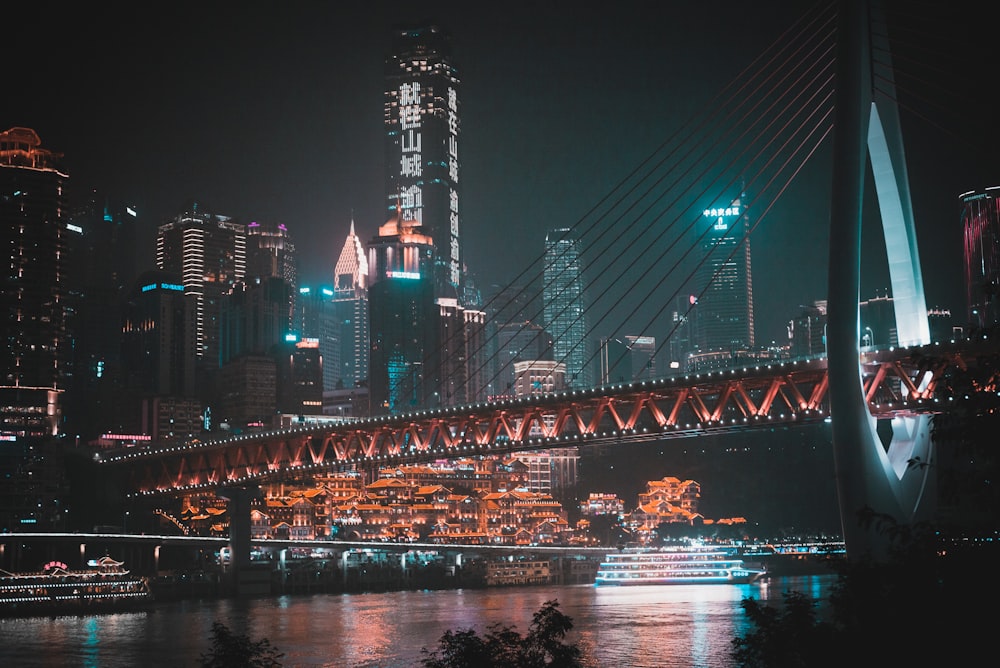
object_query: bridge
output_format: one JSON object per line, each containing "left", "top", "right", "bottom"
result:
{"left": 96, "top": 0, "right": 999, "bottom": 571}
{"left": 104, "top": 338, "right": 996, "bottom": 496}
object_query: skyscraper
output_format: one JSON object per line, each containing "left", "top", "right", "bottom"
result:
{"left": 961, "top": 187, "right": 1000, "bottom": 329}
{"left": 64, "top": 189, "right": 140, "bottom": 443}
{"left": 333, "top": 220, "right": 370, "bottom": 390}
{"left": 384, "top": 24, "right": 462, "bottom": 300}
{"left": 543, "top": 228, "right": 590, "bottom": 389}
{"left": 156, "top": 205, "right": 247, "bottom": 373}
{"left": 693, "top": 193, "right": 755, "bottom": 354}
{"left": 120, "top": 269, "right": 201, "bottom": 442}
{"left": 245, "top": 220, "right": 297, "bottom": 330}
{"left": 367, "top": 210, "right": 440, "bottom": 415}
{"left": 0, "top": 127, "right": 69, "bottom": 438}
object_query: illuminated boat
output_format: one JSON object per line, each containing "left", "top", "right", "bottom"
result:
{"left": 0, "top": 556, "right": 153, "bottom": 617}
{"left": 594, "top": 545, "right": 766, "bottom": 586}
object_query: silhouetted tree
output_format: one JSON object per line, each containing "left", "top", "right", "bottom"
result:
{"left": 420, "top": 599, "right": 583, "bottom": 668}
{"left": 200, "top": 621, "right": 284, "bottom": 668}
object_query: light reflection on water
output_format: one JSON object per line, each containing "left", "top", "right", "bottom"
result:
{"left": 0, "top": 575, "right": 836, "bottom": 668}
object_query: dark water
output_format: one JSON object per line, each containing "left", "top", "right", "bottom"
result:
{"left": 0, "top": 575, "right": 836, "bottom": 668}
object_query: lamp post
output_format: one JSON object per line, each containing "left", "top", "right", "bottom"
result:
{"left": 863, "top": 326, "right": 874, "bottom": 348}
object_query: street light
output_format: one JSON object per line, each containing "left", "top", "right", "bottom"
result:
{"left": 863, "top": 326, "right": 874, "bottom": 349}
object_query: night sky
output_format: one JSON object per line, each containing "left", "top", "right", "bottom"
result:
{"left": 8, "top": 1, "right": 997, "bottom": 346}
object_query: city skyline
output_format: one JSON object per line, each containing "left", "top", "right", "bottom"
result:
{"left": 8, "top": 1, "right": 998, "bottom": 347}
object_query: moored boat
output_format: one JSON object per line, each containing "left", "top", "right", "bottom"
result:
{"left": 594, "top": 544, "right": 766, "bottom": 586}
{"left": 0, "top": 556, "right": 153, "bottom": 617}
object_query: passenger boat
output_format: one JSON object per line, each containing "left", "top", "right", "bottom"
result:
{"left": 0, "top": 555, "right": 153, "bottom": 617}
{"left": 594, "top": 544, "right": 766, "bottom": 586}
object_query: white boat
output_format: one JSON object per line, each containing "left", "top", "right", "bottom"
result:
{"left": 0, "top": 556, "right": 153, "bottom": 617}
{"left": 594, "top": 545, "right": 766, "bottom": 586}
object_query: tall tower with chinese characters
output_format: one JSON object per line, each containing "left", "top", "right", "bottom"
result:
{"left": 384, "top": 24, "right": 462, "bottom": 301}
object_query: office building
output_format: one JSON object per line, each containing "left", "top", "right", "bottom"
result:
{"left": 295, "top": 285, "right": 339, "bottom": 393}
{"left": 246, "top": 220, "right": 297, "bottom": 329}
{"left": 63, "top": 189, "right": 141, "bottom": 442}
{"left": 512, "top": 448, "right": 579, "bottom": 498}
{"left": 332, "top": 220, "right": 370, "bottom": 390}
{"left": 275, "top": 336, "right": 324, "bottom": 417}
{"left": 385, "top": 24, "right": 462, "bottom": 300}
{"left": 787, "top": 300, "right": 828, "bottom": 358}
{"left": 0, "top": 127, "right": 70, "bottom": 438}
{"left": 693, "top": 193, "right": 755, "bottom": 354}
{"left": 120, "top": 270, "right": 201, "bottom": 441}
{"left": 156, "top": 204, "right": 246, "bottom": 377}
{"left": 598, "top": 335, "right": 655, "bottom": 384}
{"left": 493, "top": 321, "right": 552, "bottom": 399}
{"left": 220, "top": 276, "right": 293, "bottom": 364}
{"left": 543, "top": 228, "right": 590, "bottom": 388}
{"left": 437, "top": 297, "right": 487, "bottom": 406}
{"left": 961, "top": 187, "right": 1000, "bottom": 329}
{"left": 367, "top": 210, "right": 440, "bottom": 414}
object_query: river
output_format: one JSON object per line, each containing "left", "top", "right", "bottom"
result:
{"left": 0, "top": 574, "right": 836, "bottom": 667}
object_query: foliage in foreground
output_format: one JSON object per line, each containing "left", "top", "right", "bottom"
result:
{"left": 420, "top": 599, "right": 584, "bottom": 668}
{"left": 200, "top": 620, "right": 285, "bottom": 668}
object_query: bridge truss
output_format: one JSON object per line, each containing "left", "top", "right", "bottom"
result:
{"left": 104, "top": 336, "right": 998, "bottom": 498}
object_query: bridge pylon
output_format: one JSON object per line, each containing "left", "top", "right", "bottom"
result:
{"left": 828, "top": 0, "right": 935, "bottom": 562}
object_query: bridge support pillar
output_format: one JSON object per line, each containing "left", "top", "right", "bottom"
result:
{"left": 218, "top": 485, "right": 265, "bottom": 594}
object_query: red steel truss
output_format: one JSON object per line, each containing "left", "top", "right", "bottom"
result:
{"left": 108, "top": 337, "right": 999, "bottom": 497}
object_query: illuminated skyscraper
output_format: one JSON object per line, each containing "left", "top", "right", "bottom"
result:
{"left": 0, "top": 127, "right": 69, "bottom": 438}
{"left": 543, "top": 228, "right": 590, "bottom": 389}
{"left": 333, "top": 220, "right": 369, "bottom": 390}
{"left": 384, "top": 24, "right": 462, "bottom": 300}
{"left": 961, "top": 187, "right": 1000, "bottom": 328}
{"left": 156, "top": 204, "right": 246, "bottom": 372}
{"left": 246, "top": 220, "right": 297, "bottom": 329}
{"left": 694, "top": 193, "right": 755, "bottom": 354}
{"left": 367, "top": 210, "right": 440, "bottom": 414}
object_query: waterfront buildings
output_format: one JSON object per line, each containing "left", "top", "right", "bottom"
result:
{"left": 961, "top": 186, "right": 1000, "bottom": 329}
{"left": 384, "top": 24, "right": 462, "bottom": 301}
{"left": 543, "top": 228, "right": 590, "bottom": 389}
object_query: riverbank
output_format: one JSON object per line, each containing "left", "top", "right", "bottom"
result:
{"left": 148, "top": 549, "right": 842, "bottom": 602}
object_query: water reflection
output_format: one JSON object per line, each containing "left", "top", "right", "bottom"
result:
{"left": 0, "top": 575, "right": 837, "bottom": 668}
